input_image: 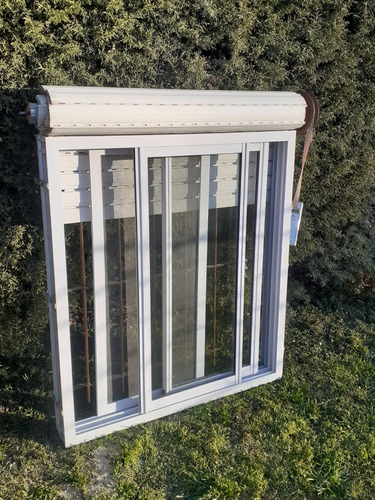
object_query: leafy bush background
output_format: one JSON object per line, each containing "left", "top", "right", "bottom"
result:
{"left": 0, "top": 1, "right": 375, "bottom": 496}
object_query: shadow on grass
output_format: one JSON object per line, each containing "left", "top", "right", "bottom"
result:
{"left": 0, "top": 412, "right": 60, "bottom": 447}
{"left": 0, "top": 350, "right": 62, "bottom": 447}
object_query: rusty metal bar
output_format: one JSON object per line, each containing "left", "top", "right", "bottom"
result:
{"left": 213, "top": 208, "right": 218, "bottom": 367}
{"left": 79, "top": 222, "right": 91, "bottom": 405}
{"left": 184, "top": 213, "right": 188, "bottom": 377}
{"left": 151, "top": 215, "right": 157, "bottom": 318}
{"left": 118, "top": 218, "right": 126, "bottom": 395}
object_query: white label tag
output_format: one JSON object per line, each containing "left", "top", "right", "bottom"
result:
{"left": 290, "top": 202, "right": 303, "bottom": 246}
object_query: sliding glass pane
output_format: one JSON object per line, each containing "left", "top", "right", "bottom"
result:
{"left": 242, "top": 151, "right": 259, "bottom": 366}
{"left": 150, "top": 153, "right": 240, "bottom": 397}
{"left": 102, "top": 153, "right": 139, "bottom": 404}
{"left": 205, "top": 153, "right": 239, "bottom": 377}
{"left": 149, "top": 156, "right": 201, "bottom": 392}
{"left": 61, "top": 149, "right": 96, "bottom": 421}
{"left": 171, "top": 156, "right": 200, "bottom": 387}
{"left": 66, "top": 221, "right": 96, "bottom": 421}
{"left": 259, "top": 143, "right": 276, "bottom": 367}
{"left": 149, "top": 158, "right": 163, "bottom": 391}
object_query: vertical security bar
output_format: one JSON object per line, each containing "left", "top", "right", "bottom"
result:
{"left": 123, "top": 216, "right": 139, "bottom": 398}
{"left": 162, "top": 157, "right": 173, "bottom": 394}
{"left": 212, "top": 208, "right": 218, "bottom": 367}
{"left": 89, "top": 150, "right": 108, "bottom": 416}
{"left": 250, "top": 143, "right": 270, "bottom": 375}
{"left": 117, "top": 218, "right": 126, "bottom": 395}
{"left": 195, "top": 155, "right": 210, "bottom": 379}
{"left": 78, "top": 223, "right": 91, "bottom": 405}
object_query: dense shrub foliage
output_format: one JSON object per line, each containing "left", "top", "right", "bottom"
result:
{"left": 0, "top": 1, "right": 374, "bottom": 497}
{"left": 1, "top": 1, "right": 375, "bottom": 329}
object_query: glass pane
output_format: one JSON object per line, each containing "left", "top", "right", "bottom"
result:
{"left": 61, "top": 150, "right": 96, "bottom": 421}
{"left": 149, "top": 158, "right": 163, "bottom": 391}
{"left": 171, "top": 156, "right": 200, "bottom": 387}
{"left": 102, "top": 153, "right": 139, "bottom": 404}
{"left": 149, "top": 156, "right": 201, "bottom": 392}
{"left": 259, "top": 143, "right": 276, "bottom": 367}
{"left": 66, "top": 221, "right": 96, "bottom": 421}
{"left": 242, "top": 151, "right": 259, "bottom": 366}
{"left": 205, "top": 153, "right": 239, "bottom": 377}
{"left": 150, "top": 153, "right": 240, "bottom": 397}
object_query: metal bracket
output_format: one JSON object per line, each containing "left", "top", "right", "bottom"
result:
{"left": 290, "top": 202, "right": 303, "bottom": 246}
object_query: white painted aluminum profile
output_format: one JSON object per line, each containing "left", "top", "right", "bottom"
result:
{"left": 30, "top": 86, "right": 306, "bottom": 136}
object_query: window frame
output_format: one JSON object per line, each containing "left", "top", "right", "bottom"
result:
{"left": 40, "top": 130, "right": 296, "bottom": 446}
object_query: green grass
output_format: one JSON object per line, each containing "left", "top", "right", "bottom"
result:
{"left": 1, "top": 294, "right": 374, "bottom": 499}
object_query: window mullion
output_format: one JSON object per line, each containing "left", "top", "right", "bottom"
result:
{"left": 235, "top": 143, "right": 250, "bottom": 384}
{"left": 89, "top": 150, "right": 108, "bottom": 416}
{"left": 162, "top": 157, "right": 173, "bottom": 394}
{"left": 195, "top": 155, "right": 210, "bottom": 379}
{"left": 46, "top": 139, "right": 76, "bottom": 445}
{"left": 250, "top": 143, "right": 270, "bottom": 375}
{"left": 135, "top": 148, "right": 152, "bottom": 413}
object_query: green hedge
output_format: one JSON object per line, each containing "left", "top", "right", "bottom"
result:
{"left": 1, "top": 0, "right": 374, "bottom": 362}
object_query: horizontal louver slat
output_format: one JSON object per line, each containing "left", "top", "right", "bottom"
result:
{"left": 60, "top": 151, "right": 272, "bottom": 224}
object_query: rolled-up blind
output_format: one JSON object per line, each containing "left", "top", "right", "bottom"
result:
{"left": 29, "top": 87, "right": 307, "bottom": 136}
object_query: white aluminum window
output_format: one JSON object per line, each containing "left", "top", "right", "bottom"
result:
{"left": 36, "top": 130, "right": 296, "bottom": 446}
{"left": 29, "top": 84, "right": 309, "bottom": 446}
